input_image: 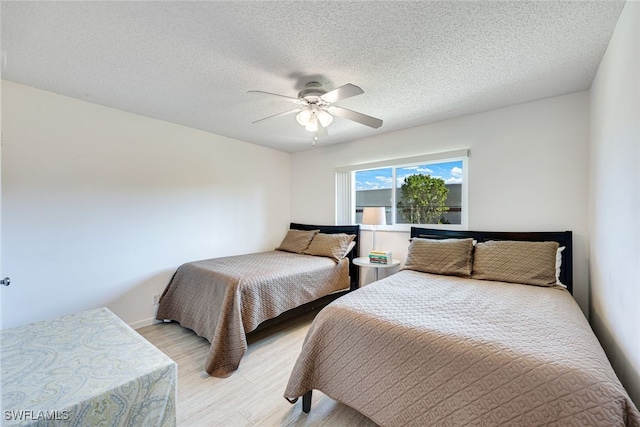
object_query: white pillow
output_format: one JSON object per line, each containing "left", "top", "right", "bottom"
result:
{"left": 556, "top": 246, "right": 566, "bottom": 287}
{"left": 345, "top": 240, "right": 356, "bottom": 256}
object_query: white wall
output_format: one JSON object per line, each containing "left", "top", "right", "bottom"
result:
{"left": 292, "top": 92, "right": 590, "bottom": 313}
{"left": 589, "top": 1, "right": 639, "bottom": 406}
{"left": 1, "top": 81, "right": 291, "bottom": 329}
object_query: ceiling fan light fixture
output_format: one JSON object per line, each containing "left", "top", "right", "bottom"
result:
{"left": 317, "top": 109, "right": 333, "bottom": 128}
{"left": 296, "top": 108, "right": 333, "bottom": 132}
{"left": 296, "top": 109, "right": 312, "bottom": 127}
{"left": 305, "top": 114, "right": 318, "bottom": 132}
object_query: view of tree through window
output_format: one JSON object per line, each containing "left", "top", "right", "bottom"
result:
{"left": 355, "top": 160, "right": 463, "bottom": 225}
{"left": 397, "top": 174, "right": 449, "bottom": 224}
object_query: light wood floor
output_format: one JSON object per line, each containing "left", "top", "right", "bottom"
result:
{"left": 137, "top": 311, "right": 378, "bottom": 427}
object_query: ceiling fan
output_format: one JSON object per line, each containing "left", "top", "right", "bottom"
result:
{"left": 248, "top": 82, "right": 383, "bottom": 145}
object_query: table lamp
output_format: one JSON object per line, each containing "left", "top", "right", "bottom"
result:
{"left": 362, "top": 207, "right": 386, "bottom": 251}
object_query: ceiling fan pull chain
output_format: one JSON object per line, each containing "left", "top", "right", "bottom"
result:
{"left": 313, "top": 133, "right": 318, "bottom": 147}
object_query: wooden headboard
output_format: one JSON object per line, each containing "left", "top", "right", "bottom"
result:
{"left": 290, "top": 223, "right": 361, "bottom": 291}
{"left": 410, "top": 227, "right": 573, "bottom": 294}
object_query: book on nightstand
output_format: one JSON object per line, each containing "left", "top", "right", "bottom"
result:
{"left": 369, "top": 250, "right": 392, "bottom": 264}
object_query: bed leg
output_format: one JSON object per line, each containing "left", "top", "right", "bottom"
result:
{"left": 302, "top": 390, "right": 312, "bottom": 413}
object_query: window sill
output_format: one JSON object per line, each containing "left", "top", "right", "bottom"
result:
{"left": 360, "top": 223, "right": 468, "bottom": 233}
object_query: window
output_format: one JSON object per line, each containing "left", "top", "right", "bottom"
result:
{"left": 336, "top": 150, "right": 468, "bottom": 229}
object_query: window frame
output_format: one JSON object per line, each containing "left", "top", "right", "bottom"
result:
{"left": 335, "top": 149, "right": 469, "bottom": 231}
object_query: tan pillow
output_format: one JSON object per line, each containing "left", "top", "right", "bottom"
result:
{"left": 304, "top": 233, "right": 356, "bottom": 261}
{"left": 471, "top": 240, "right": 559, "bottom": 286}
{"left": 403, "top": 238, "right": 474, "bottom": 277}
{"left": 276, "top": 229, "right": 319, "bottom": 254}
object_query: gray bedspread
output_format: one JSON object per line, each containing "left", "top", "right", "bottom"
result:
{"left": 157, "top": 250, "right": 349, "bottom": 377}
{"left": 285, "top": 270, "right": 640, "bottom": 426}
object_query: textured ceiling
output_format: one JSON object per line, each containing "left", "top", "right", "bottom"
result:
{"left": 1, "top": 1, "right": 625, "bottom": 153}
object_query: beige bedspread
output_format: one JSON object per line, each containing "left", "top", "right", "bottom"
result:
{"left": 285, "top": 270, "right": 640, "bottom": 426}
{"left": 157, "top": 250, "right": 349, "bottom": 377}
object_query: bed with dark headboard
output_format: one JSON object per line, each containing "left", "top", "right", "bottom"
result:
{"left": 285, "top": 227, "right": 639, "bottom": 426}
{"left": 410, "top": 227, "right": 573, "bottom": 293}
{"left": 157, "top": 223, "right": 360, "bottom": 377}
{"left": 290, "top": 222, "right": 360, "bottom": 291}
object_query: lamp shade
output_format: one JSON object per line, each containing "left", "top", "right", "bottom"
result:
{"left": 317, "top": 110, "right": 334, "bottom": 128}
{"left": 296, "top": 109, "right": 312, "bottom": 126}
{"left": 297, "top": 108, "right": 334, "bottom": 132}
{"left": 305, "top": 114, "right": 318, "bottom": 132}
{"left": 362, "top": 207, "right": 386, "bottom": 225}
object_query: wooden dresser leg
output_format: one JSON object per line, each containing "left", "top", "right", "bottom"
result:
{"left": 302, "top": 390, "right": 312, "bottom": 413}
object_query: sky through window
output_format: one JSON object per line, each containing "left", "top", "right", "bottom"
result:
{"left": 355, "top": 160, "right": 463, "bottom": 191}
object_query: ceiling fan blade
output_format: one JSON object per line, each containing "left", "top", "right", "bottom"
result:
{"left": 251, "top": 108, "right": 302, "bottom": 124}
{"left": 320, "top": 84, "right": 364, "bottom": 103}
{"left": 248, "top": 90, "right": 302, "bottom": 103}
{"left": 330, "top": 106, "right": 383, "bottom": 129}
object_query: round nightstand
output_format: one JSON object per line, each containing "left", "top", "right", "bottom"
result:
{"left": 353, "top": 257, "right": 401, "bottom": 282}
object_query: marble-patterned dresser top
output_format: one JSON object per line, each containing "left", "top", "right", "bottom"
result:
{"left": 1, "top": 307, "right": 176, "bottom": 426}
